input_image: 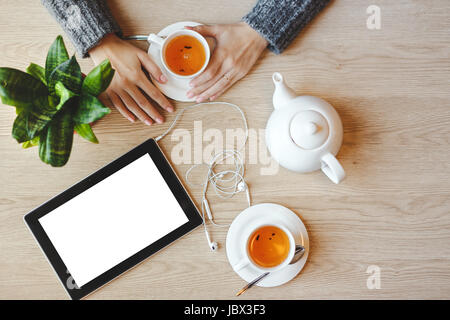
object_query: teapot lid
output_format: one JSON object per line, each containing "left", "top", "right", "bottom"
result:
{"left": 289, "top": 110, "right": 329, "bottom": 150}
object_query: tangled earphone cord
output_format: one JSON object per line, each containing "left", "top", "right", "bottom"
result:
{"left": 155, "top": 101, "right": 250, "bottom": 231}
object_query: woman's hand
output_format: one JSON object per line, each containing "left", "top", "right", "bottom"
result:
{"left": 186, "top": 22, "right": 268, "bottom": 102}
{"left": 89, "top": 33, "right": 174, "bottom": 125}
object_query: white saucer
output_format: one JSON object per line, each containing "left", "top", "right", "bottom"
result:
{"left": 226, "top": 203, "right": 309, "bottom": 287}
{"left": 147, "top": 21, "right": 215, "bottom": 102}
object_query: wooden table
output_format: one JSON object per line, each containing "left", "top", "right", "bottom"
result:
{"left": 1, "top": 0, "right": 449, "bottom": 299}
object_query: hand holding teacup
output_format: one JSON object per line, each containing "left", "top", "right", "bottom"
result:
{"left": 185, "top": 22, "right": 268, "bottom": 102}
{"left": 89, "top": 33, "right": 175, "bottom": 125}
{"left": 148, "top": 22, "right": 268, "bottom": 106}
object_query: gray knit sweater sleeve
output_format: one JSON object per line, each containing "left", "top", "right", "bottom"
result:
{"left": 41, "top": 0, "right": 329, "bottom": 58}
{"left": 243, "top": 0, "right": 330, "bottom": 54}
{"left": 41, "top": 0, "right": 122, "bottom": 58}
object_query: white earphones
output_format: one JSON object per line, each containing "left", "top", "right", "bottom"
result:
{"left": 238, "top": 181, "right": 251, "bottom": 207}
{"left": 201, "top": 179, "right": 250, "bottom": 251}
{"left": 203, "top": 221, "right": 218, "bottom": 251}
{"left": 155, "top": 102, "right": 250, "bottom": 252}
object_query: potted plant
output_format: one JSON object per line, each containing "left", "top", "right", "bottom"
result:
{"left": 0, "top": 35, "right": 114, "bottom": 167}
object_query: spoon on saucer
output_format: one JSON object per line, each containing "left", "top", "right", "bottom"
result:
{"left": 235, "top": 245, "right": 305, "bottom": 296}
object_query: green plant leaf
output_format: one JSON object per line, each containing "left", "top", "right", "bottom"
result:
{"left": 26, "top": 63, "right": 46, "bottom": 85}
{"left": 74, "top": 123, "right": 98, "bottom": 144}
{"left": 39, "top": 107, "right": 74, "bottom": 167}
{"left": 73, "top": 93, "right": 110, "bottom": 124}
{"left": 54, "top": 81, "right": 77, "bottom": 109}
{"left": 45, "top": 35, "right": 69, "bottom": 83}
{"left": 81, "top": 59, "right": 115, "bottom": 96}
{"left": 22, "top": 136, "right": 40, "bottom": 149}
{"left": 11, "top": 81, "right": 76, "bottom": 143}
{"left": 0, "top": 67, "right": 48, "bottom": 110}
{"left": 12, "top": 112, "right": 32, "bottom": 142}
{"left": 48, "top": 55, "right": 82, "bottom": 97}
{"left": 11, "top": 102, "right": 51, "bottom": 143}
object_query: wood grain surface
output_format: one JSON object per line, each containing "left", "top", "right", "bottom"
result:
{"left": 0, "top": 0, "right": 449, "bottom": 299}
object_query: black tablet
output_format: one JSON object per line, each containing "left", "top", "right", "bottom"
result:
{"left": 24, "top": 138, "right": 202, "bottom": 300}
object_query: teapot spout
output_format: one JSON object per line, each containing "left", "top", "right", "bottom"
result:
{"left": 272, "top": 72, "right": 297, "bottom": 109}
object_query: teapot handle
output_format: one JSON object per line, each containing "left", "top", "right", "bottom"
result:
{"left": 321, "top": 153, "right": 346, "bottom": 184}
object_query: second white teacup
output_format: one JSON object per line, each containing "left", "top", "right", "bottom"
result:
{"left": 232, "top": 221, "right": 296, "bottom": 274}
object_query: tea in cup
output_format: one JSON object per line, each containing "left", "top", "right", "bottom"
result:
{"left": 233, "top": 223, "right": 296, "bottom": 273}
{"left": 148, "top": 29, "right": 210, "bottom": 79}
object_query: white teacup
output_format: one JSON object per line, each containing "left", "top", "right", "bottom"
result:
{"left": 232, "top": 221, "right": 296, "bottom": 274}
{"left": 148, "top": 29, "right": 210, "bottom": 79}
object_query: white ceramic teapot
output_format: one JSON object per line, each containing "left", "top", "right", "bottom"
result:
{"left": 265, "top": 72, "right": 346, "bottom": 184}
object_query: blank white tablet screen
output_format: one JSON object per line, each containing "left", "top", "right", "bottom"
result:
{"left": 39, "top": 154, "right": 189, "bottom": 287}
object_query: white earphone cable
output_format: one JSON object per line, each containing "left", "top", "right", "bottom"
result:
{"left": 155, "top": 101, "right": 250, "bottom": 249}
